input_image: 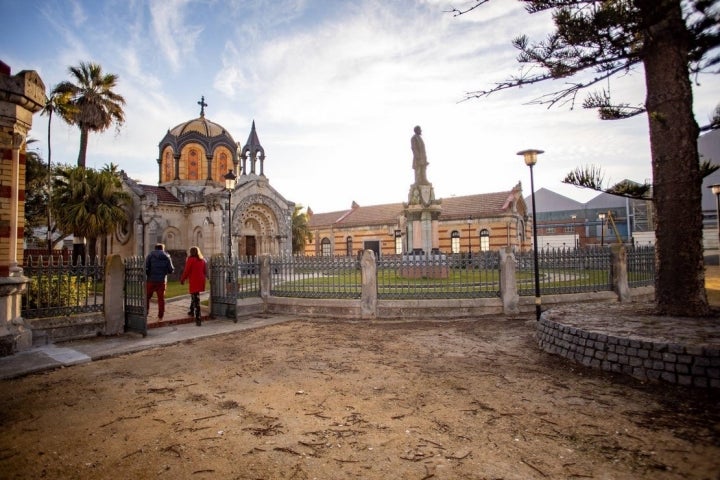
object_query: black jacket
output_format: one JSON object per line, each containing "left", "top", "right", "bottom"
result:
{"left": 145, "top": 249, "right": 175, "bottom": 282}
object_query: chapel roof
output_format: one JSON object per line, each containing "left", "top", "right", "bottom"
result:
{"left": 163, "top": 96, "right": 236, "bottom": 145}
{"left": 138, "top": 184, "right": 182, "bottom": 204}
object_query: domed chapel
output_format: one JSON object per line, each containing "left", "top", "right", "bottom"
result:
{"left": 111, "top": 97, "right": 294, "bottom": 266}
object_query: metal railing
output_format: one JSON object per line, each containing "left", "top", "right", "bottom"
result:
{"left": 377, "top": 252, "right": 501, "bottom": 299}
{"left": 269, "top": 255, "right": 361, "bottom": 299}
{"left": 21, "top": 255, "right": 104, "bottom": 319}
{"left": 627, "top": 245, "right": 656, "bottom": 288}
{"left": 515, "top": 246, "right": 613, "bottom": 295}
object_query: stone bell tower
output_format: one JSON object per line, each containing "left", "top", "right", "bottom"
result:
{"left": 404, "top": 125, "right": 441, "bottom": 254}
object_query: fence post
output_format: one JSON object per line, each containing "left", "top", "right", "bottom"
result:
{"left": 360, "top": 250, "right": 377, "bottom": 318}
{"left": 259, "top": 255, "right": 271, "bottom": 300}
{"left": 611, "top": 244, "right": 630, "bottom": 302}
{"left": 104, "top": 255, "right": 125, "bottom": 335}
{"left": 499, "top": 247, "right": 520, "bottom": 315}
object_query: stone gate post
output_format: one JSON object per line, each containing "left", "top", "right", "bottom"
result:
{"left": 499, "top": 247, "right": 520, "bottom": 315}
{"left": 611, "top": 244, "right": 630, "bottom": 302}
{"left": 0, "top": 62, "right": 45, "bottom": 355}
{"left": 360, "top": 249, "right": 377, "bottom": 319}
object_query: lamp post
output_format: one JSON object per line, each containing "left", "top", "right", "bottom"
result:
{"left": 710, "top": 184, "right": 720, "bottom": 265}
{"left": 224, "top": 169, "right": 237, "bottom": 260}
{"left": 466, "top": 217, "right": 472, "bottom": 256}
{"left": 598, "top": 213, "right": 606, "bottom": 246}
{"left": 517, "top": 149, "right": 543, "bottom": 321}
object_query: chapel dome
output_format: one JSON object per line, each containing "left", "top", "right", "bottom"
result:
{"left": 168, "top": 116, "right": 229, "bottom": 139}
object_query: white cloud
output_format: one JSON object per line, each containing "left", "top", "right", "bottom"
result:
{"left": 149, "top": 0, "right": 204, "bottom": 71}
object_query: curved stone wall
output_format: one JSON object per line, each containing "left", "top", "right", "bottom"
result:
{"left": 537, "top": 313, "right": 720, "bottom": 389}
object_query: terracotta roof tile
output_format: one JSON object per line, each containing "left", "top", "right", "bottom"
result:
{"left": 138, "top": 184, "right": 182, "bottom": 204}
{"left": 308, "top": 188, "right": 521, "bottom": 228}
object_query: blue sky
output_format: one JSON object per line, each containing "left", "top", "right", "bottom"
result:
{"left": 2, "top": 0, "right": 719, "bottom": 213}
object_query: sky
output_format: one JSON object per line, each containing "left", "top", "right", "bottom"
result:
{"left": 2, "top": 0, "right": 719, "bottom": 214}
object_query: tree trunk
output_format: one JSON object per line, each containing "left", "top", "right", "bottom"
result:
{"left": 639, "top": 0, "right": 709, "bottom": 316}
{"left": 77, "top": 127, "right": 88, "bottom": 168}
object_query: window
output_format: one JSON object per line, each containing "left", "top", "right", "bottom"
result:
{"left": 321, "top": 237, "right": 331, "bottom": 256}
{"left": 451, "top": 230, "right": 460, "bottom": 254}
{"left": 480, "top": 229, "right": 490, "bottom": 251}
{"left": 564, "top": 226, "right": 575, "bottom": 233}
{"left": 346, "top": 236, "right": 353, "bottom": 256}
{"left": 546, "top": 227, "right": 556, "bottom": 234}
{"left": 394, "top": 230, "right": 403, "bottom": 254}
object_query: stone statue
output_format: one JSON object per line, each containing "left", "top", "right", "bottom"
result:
{"left": 411, "top": 125, "right": 429, "bottom": 185}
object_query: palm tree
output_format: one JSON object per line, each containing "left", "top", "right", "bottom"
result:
{"left": 291, "top": 205, "right": 313, "bottom": 254}
{"left": 23, "top": 141, "right": 49, "bottom": 247}
{"left": 51, "top": 62, "right": 126, "bottom": 167}
{"left": 51, "top": 164, "right": 131, "bottom": 260}
{"left": 40, "top": 90, "right": 76, "bottom": 253}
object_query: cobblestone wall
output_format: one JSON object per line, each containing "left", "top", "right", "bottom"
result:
{"left": 537, "top": 317, "right": 720, "bottom": 389}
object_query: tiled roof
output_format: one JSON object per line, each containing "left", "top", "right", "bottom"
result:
{"left": 439, "top": 191, "right": 517, "bottom": 220}
{"left": 308, "top": 189, "right": 520, "bottom": 228}
{"left": 138, "top": 184, "right": 182, "bottom": 204}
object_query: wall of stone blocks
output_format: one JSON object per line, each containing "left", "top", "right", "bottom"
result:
{"left": 537, "top": 317, "right": 720, "bottom": 389}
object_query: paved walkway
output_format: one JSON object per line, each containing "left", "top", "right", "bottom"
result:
{"left": 0, "top": 294, "right": 296, "bottom": 380}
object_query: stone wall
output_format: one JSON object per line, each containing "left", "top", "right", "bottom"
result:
{"left": 537, "top": 316, "right": 720, "bottom": 389}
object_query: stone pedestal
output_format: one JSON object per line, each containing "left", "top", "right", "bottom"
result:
{"left": 404, "top": 183, "right": 441, "bottom": 255}
{"left": 0, "top": 277, "right": 32, "bottom": 356}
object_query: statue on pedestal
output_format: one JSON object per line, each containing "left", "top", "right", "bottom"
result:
{"left": 411, "top": 125, "right": 429, "bottom": 185}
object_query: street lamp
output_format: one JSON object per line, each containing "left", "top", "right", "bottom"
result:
{"left": 598, "top": 213, "right": 606, "bottom": 246}
{"left": 466, "top": 217, "right": 472, "bottom": 256}
{"left": 517, "top": 148, "right": 543, "bottom": 321}
{"left": 224, "top": 169, "right": 237, "bottom": 260}
{"left": 709, "top": 184, "right": 720, "bottom": 264}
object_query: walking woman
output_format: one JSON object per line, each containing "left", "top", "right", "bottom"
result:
{"left": 180, "top": 246, "right": 208, "bottom": 326}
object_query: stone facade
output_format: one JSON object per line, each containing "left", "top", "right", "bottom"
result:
{"left": 109, "top": 108, "right": 294, "bottom": 261}
{"left": 305, "top": 184, "right": 532, "bottom": 257}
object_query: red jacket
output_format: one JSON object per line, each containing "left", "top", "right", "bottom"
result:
{"left": 181, "top": 256, "right": 207, "bottom": 294}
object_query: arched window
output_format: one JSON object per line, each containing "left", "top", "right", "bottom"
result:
{"left": 451, "top": 230, "right": 460, "bottom": 254}
{"left": 321, "top": 237, "right": 331, "bottom": 256}
{"left": 480, "top": 229, "right": 490, "bottom": 251}
{"left": 346, "top": 236, "right": 353, "bottom": 256}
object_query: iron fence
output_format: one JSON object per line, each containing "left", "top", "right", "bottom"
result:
{"left": 516, "top": 247, "right": 613, "bottom": 296}
{"left": 269, "top": 255, "right": 361, "bottom": 299}
{"left": 377, "top": 252, "right": 501, "bottom": 299}
{"left": 627, "top": 245, "right": 656, "bottom": 288}
{"left": 21, "top": 255, "right": 104, "bottom": 319}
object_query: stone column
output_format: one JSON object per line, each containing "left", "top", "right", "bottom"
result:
{"left": 499, "top": 247, "right": 520, "bottom": 315}
{"left": 104, "top": 255, "right": 125, "bottom": 335}
{"left": 0, "top": 62, "right": 45, "bottom": 355}
{"left": 611, "top": 244, "right": 630, "bottom": 302}
{"left": 360, "top": 249, "right": 377, "bottom": 318}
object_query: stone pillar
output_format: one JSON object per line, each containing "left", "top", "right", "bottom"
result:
{"left": 104, "top": 255, "right": 125, "bottom": 335}
{"left": 0, "top": 62, "right": 45, "bottom": 355}
{"left": 611, "top": 244, "right": 630, "bottom": 302}
{"left": 259, "top": 254, "right": 271, "bottom": 300}
{"left": 499, "top": 247, "right": 520, "bottom": 315}
{"left": 360, "top": 249, "right": 377, "bottom": 318}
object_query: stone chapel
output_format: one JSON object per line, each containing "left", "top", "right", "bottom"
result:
{"left": 109, "top": 99, "right": 294, "bottom": 267}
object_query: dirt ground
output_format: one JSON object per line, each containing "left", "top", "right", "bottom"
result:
{"left": 0, "top": 317, "right": 718, "bottom": 480}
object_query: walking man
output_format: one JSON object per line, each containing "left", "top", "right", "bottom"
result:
{"left": 145, "top": 243, "right": 175, "bottom": 320}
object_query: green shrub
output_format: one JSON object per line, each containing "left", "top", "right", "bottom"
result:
{"left": 25, "top": 274, "right": 91, "bottom": 309}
